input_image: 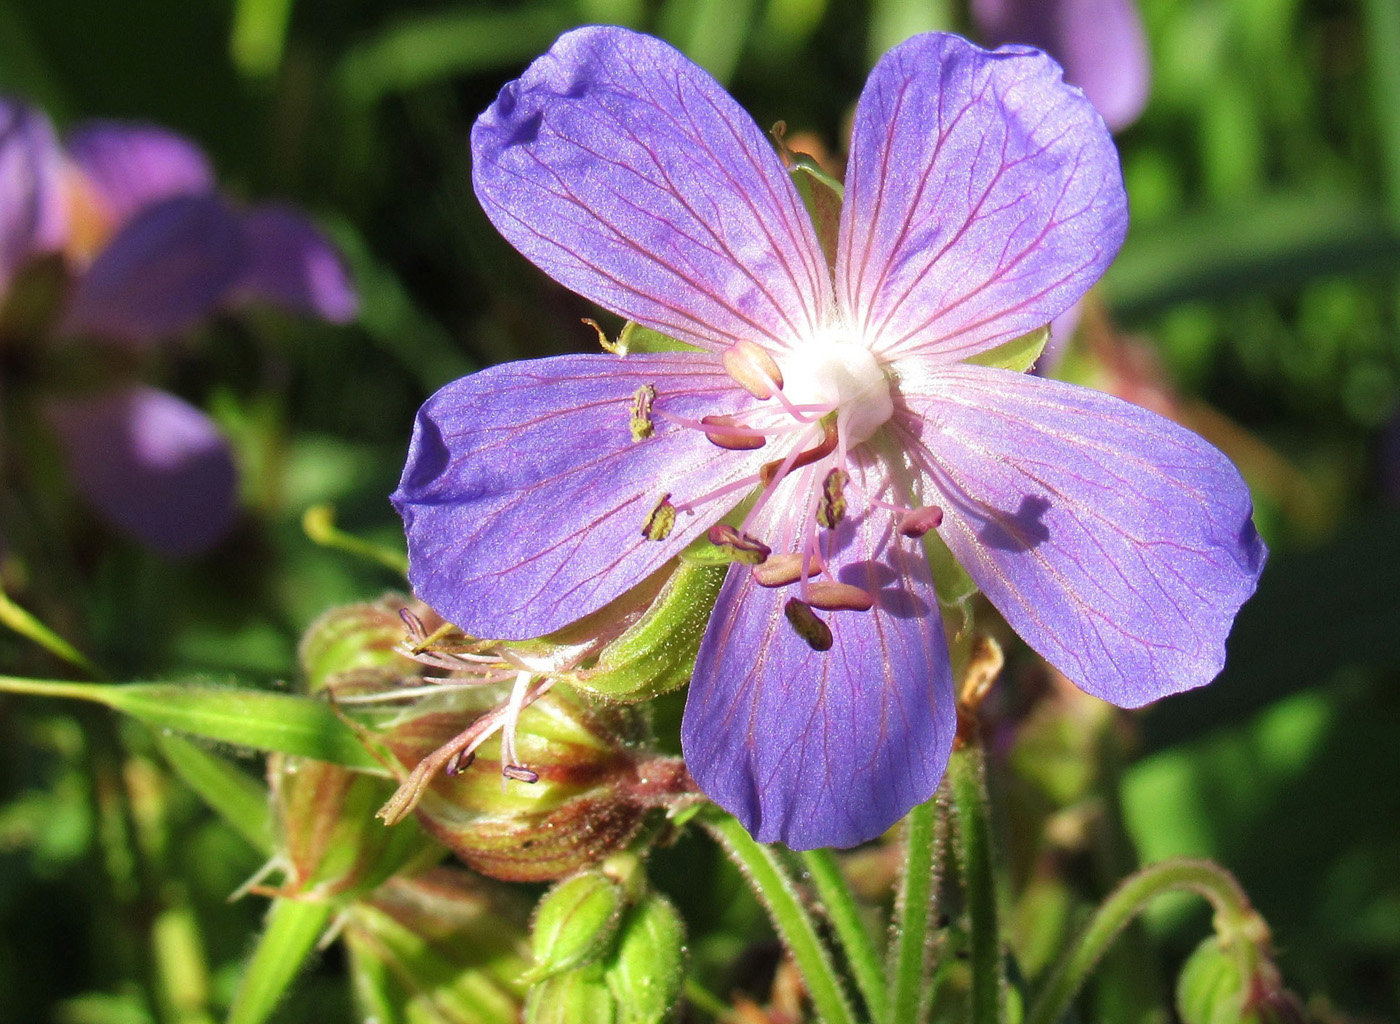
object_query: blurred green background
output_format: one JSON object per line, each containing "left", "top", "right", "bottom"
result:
{"left": 1, "top": 0, "right": 1398, "bottom": 1019}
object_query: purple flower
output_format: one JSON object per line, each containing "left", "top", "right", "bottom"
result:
{"left": 0, "top": 98, "right": 357, "bottom": 554}
{"left": 392, "top": 27, "right": 1265, "bottom": 849}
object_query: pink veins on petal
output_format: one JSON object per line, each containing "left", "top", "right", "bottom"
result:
{"left": 392, "top": 26, "right": 1266, "bottom": 849}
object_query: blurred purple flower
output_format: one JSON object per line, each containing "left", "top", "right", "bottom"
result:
{"left": 972, "top": 0, "right": 1150, "bottom": 132}
{"left": 392, "top": 28, "right": 1265, "bottom": 848}
{"left": 0, "top": 99, "right": 357, "bottom": 555}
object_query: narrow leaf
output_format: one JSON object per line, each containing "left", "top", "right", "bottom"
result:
{"left": 227, "top": 898, "right": 335, "bottom": 1024}
{"left": 154, "top": 731, "right": 273, "bottom": 855}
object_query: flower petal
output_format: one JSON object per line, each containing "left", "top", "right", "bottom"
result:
{"left": 682, "top": 456, "right": 955, "bottom": 849}
{"left": 0, "top": 99, "right": 65, "bottom": 287}
{"left": 231, "top": 204, "right": 358, "bottom": 322}
{"left": 45, "top": 386, "right": 238, "bottom": 556}
{"left": 971, "top": 0, "right": 1150, "bottom": 132}
{"left": 64, "top": 121, "right": 214, "bottom": 227}
{"left": 61, "top": 193, "right": 247, "bottom": 345}
{"left": 837, "top": 33, "right": 1127, "bottom": 365}
{"left": 472, "top": 25, "right": 830, "bottom": 354}
{"left": 392, "top": 352, "right": 772, "bottom": 639}
{"left": 895, "top": 363, "right": 1267, "bottom": 707}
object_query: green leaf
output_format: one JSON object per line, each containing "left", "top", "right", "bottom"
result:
{"left": 966, "top": 325, "right": 1051, "bottom": 373}
{"left": 0, "top": 677, "right": 383, "bottom": 771}
{"left": 154, "top": 731, "right": 273, "bottom": 855}
{"left": 227, "top": 898, "right": 336, "bottom": 1024}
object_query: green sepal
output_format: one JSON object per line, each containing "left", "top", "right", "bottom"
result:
{"left": 616, "top": 321, "right": 698, "bottom": 354}
{"left": 524, "top": 964, "right": 618, "bottom": 1024}
{"left": 966, "top": 325, "right": 1051, "bottom": 373}
{"left": 604, "top": 894, "right": 687, "bottom": 1024}
{"left": 788, "top": 159, "right": 843, "bottom": 271}
{"left": 922, "top": 529, "right": 978, "bottom": 633}
{"left": 564, "top": 562, "right": 726, "bottom": 702}
{"left": 526, "top": 871, "right": 627, "bottom": 983}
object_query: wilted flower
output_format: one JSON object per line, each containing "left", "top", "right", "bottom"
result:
{"left": 393, "top": 27, "right": 1266, "bottom": 848}
{"left": 0, "top": 97, "right": 356, "bottom": 554}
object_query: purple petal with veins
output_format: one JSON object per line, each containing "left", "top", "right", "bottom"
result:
{"left": 472, "top": 25, "right": 831, "bottom": 354}
{"left": 0, "top": 99, "right": 66, "bottom": 288}
{"left": 837, "top": 33, "right": 1126, "bottom": 365}
{"left": 61, "top": 193, "right": 246, "bottom": 345}
{"left": 684, "top": 456, "right": 955, "bottom": 849}
{"left": 232, "top": 204, "right": 358, "bottom": 322}
{"left": 392, "top": 351, "right": 773, "bottom": 639}
{"left": 64, "top": 120, "right": 214, "bottom": 227}
{"left": 971, "top": 0, "right": 1150, "bottom": 132}
{"left": 893, "top": 362, "right": 1266, "bottom": 706}
{"left": 45, "top": 386, "right": 238, "bottom": 556}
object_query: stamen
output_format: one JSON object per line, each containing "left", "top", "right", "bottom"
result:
{"left": 760, "top": 417, "right": 839, "bottom": 487}
{"left": 817, "top": 468, "right": 848, "bottom": 529}
{"left": 498, "top": 669, "right": 533, "bottom": 789}
{"left": 724, "top": 340, "right": 785, "bottom": 399}
{"left": 899, "top": 505, "right": 945, "bottom": 538}
{"left": 804, "top": 581, "right": 874, "bottom": 612}
{"left": 752, "top": 553, "right": 820, "bottom": 588}
{"left": 445, "top": 750, "right": 475, "bottom": 776}
{"left": 707, "top": 524, "right": 771, "bottom": 564}
{"left": 701, "top": 414, "right": 767, "bottom": 450}
{"left": 643, "top": 494, "right": 677, "bottom": 540}
{"left": 784, "top": 598, "right": 833, "bottom": 652}
{"left": 503, "top": 764, "right": 540, "bottom": 783}
{"left": 630, "top": 384, "right": 656, "bottom": 441}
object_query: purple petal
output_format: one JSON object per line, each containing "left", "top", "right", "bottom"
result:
{"left": 64, "top": 121, "right": 214, "bottom": 227}
{"left": 895, "top": 363, "right": 1266, "bottom": 707}
{"left": 0, "top": 99, "right": 66, "bottom": 287}
{"left": 683, "top": 457, "right": 956, "bottom": 849}
{"left": 971, "top": 0, "right": 1150, "bottom": 132}
{"left": 837, "top": 33, "right": 1127, "bottom": 365}
{"left": 472, "top": 26, "right": 831, "bottom": 354}
{"left": 230, "top": 204, "right": 358, "bottom": 322}
{"left": 392, "top": 352, "right": 773, "bottom": 638}
{"left": 45, "top": 386, "right": 238, "bottom": 556}
{"left": 61, "top": 193, "right": 247, "bottom": 345}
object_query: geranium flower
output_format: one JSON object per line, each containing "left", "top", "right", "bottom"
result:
{"left": 392, "top": 27, "right": 1266, "bottom": 849}
{"left": 1, "top": 98, "right": 356, "bottom": 554}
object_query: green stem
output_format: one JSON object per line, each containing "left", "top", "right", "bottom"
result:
{"left": 1024, "top": 858, "right": 1263, "bottom": 1024}
{"left": 702, "top": 811, "right": 857, "bottom": 1024}
{"left": 800, "top": 848, "right": 887, "bottom": 1022}
{"left": 886, "top": 797, "right": 936, "bottom": 1024}
{"left": 950, "top": 741, "right": 1003, "bottom": 1024}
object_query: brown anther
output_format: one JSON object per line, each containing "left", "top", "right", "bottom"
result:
{"left": 760, "top": 418, "right": 839, "bottom": 487}
{"left": 642, "top": 494, "right": 677, "bottom": 541}
{"left": 707, "top": 523, "right": 771, "bottom": 564}
{"left": 784, "top": 598, "right": 833, "bottom": 652}
{"left": 723, "top": 340, "right": 785, "bottom": 399}
{"left": 751, "top": 553, "right": 820, "bottom": 588}
{"left": 817, "top": 468, "right": 848, "bottom": 529}
{"left": 701, "top": 414, "right": 767, "bottom": 450}
{"left": 899, "top": 505, "right": 945, "bottom": 538}
{"left": 445, "top": 750, "right": 475, "bottom": 776}
{"left": 805, "top": 581, "right": 875, "bottom": 612}
{"left": 502, "top": 764, "right": 540, "bottom": 784}
{"left": 630, "top": 383, "right": 657, "bottom": 441}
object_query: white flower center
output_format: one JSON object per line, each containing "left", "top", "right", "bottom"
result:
{"left": 778, "top": 339, "right": 893, "bottom": 446}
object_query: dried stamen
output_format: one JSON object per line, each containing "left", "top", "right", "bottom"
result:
{"left": 899, "top": 505, "right": 944, "bottom": 538}
{"left": 804, "top": 581, "right": 874, "bottom": 612}
{"left": 707, "top": 523, "right": 772, "bottom": 564}
{"left": 643, "top": 494, "right": 677, "bottom": 540}
{"left": 445, "top": 749, "right": 476, "bottom": 776}
{"left": 701, "top": 414, "right": 767, "bottom": 450}
{"left": 723, "top": 339, "right": 785, "bottom": 399}
{"left": 817, "top": 468, "right": 848, "bottom": 529}
{"left": 630, "top": 384, "right": 657, "bottom": 441}
{"left": 752, "top": 553, "right": 820, "bottom": 587}
{"left": 784, "top": 598, "right": 833, "bottom": 652}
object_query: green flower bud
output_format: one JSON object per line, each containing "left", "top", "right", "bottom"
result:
{"left": 604, "top": 893, "right": 687, "bottom": 1024}
{"left": 299, "top": 595, "right": 430, "bottom": 693}
{"left": 525, "top": 964, "right": 618, "bottom": 1024}
{"left": 1177, "top": 935, "right": 1306, "bottom": 1024}
{"left": 526, "top": 869, "right": 627, "bottom": 982}
{"left": 344, "top": 867, "right": 530, "bottom": 1024}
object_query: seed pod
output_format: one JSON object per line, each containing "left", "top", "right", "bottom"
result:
{"left": 604, "top": 893, "right": 687, "bottom": 1024}
{"left": 526, "top": 870, "right": 627, "bottom": 982}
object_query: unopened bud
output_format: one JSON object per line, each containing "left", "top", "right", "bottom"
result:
{"left": 298, "top": 594, "right": 429, "bottom": 692}
{"left": 527, "top": 870, "right": 626, "bottom": 982}
{"left": 1177, "top": 934, "right": 1304, "bottom": 1024}
{"left": 605, "top": 893, "right": 687, "bottom": 1024}
{"left": 526, "top": 964, "right": 617, "bottom": 1024}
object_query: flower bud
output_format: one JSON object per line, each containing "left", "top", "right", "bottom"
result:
{"left": 298, "top": 594, "right": 430, "bottom": 692}
{"left": 604, "top": 893, "right": 687, "bottom": 1024}
{"left": 1177, "top": 935, "right": 1306, "bottom": 1024}
{"left": 524, "top": 965, "right": 617, "bottom": 1024}
{"left": 526, "top": 869, "right": 627, "bottom": 982}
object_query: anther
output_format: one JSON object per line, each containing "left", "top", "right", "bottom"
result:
{"left": 899, "top": 505, "right": 944, "bottom": 538}
{"left": 630, "top": 383, "right": 656, "bottom": 441}
{"left": 502, "top": 764, "right": 540, "bottom": 783}
{"left": 642, "top": 494, "right": 677, "bottom": 541}
{"left": 817, "top": 468, "right": 848, "bottom": 529}
{"left": 723, "top": 340, "right": 785, "bottom": 400}
{"left": 760, "top": 418, "right": 839, "bottom": 487}
{"left": 701, "top": 414, "right": 766, "bottom": 450}
{"left": 784, "top": 598, "right": 833, "bottom": 652}
{"left": 805, "top": 581, "right": 875, "bottom": 612}
{"left": 707, "top": 523, "right": 771, "bottom": 564}
{"left": 446, "top": 749, "right": 476, "bottom": 776}
{"left": 752, "top": 553, "right": 819, "bottom": 588}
